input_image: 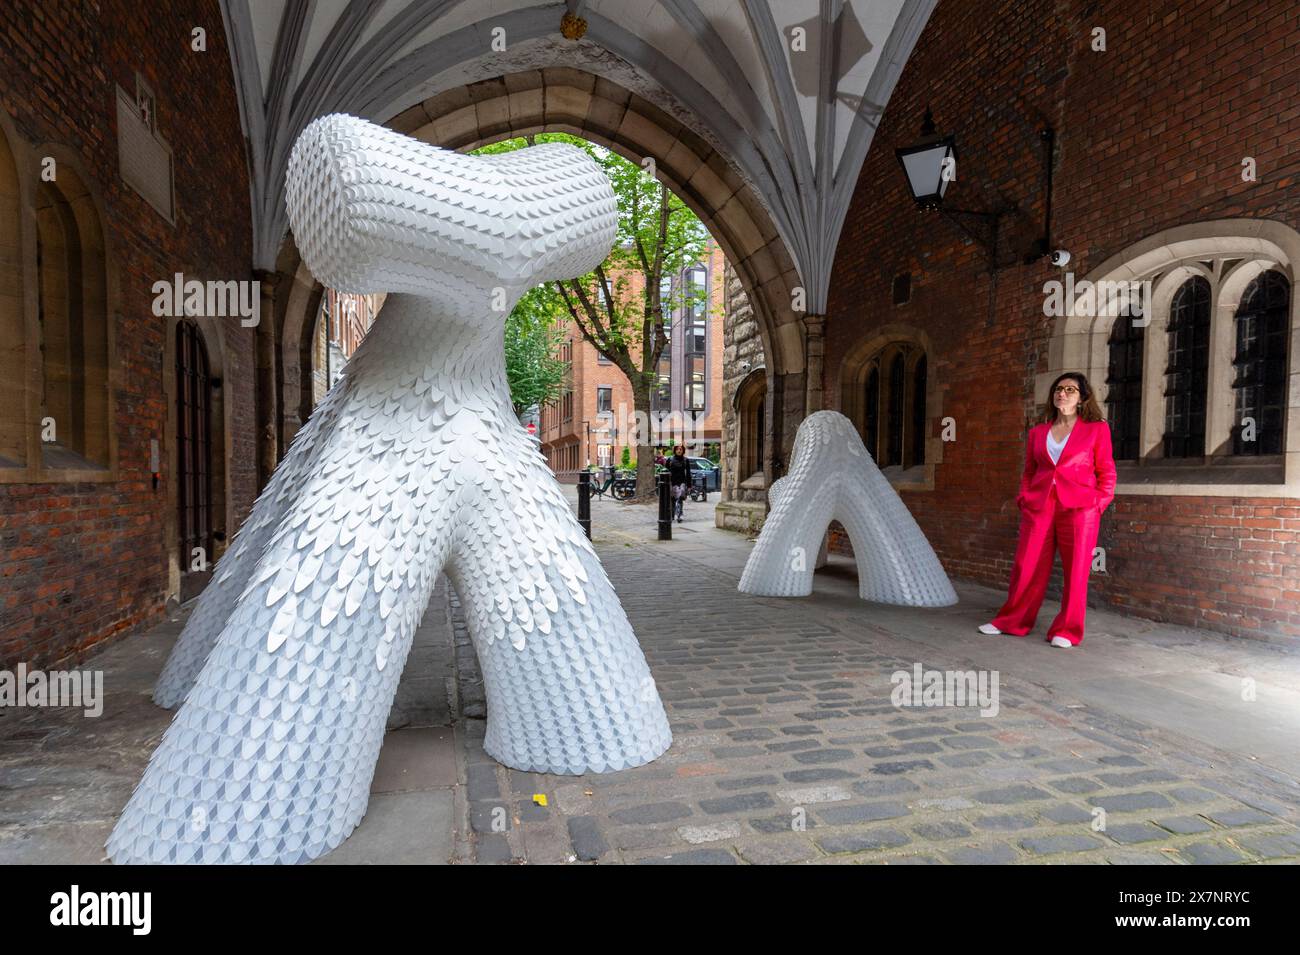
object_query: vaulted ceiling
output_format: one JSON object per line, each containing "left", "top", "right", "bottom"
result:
{"left": 221, "top": 0, "right": 936, "bottom": 311}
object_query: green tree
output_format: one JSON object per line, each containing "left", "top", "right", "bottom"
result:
{"left": 503, "top": 284, "right": 568, "bottom": 418}
{"left": 475, "top": 133, "right": 710, "bottom": 499}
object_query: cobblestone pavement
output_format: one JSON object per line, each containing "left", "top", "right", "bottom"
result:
{"left": 4, "top": 488, "right": 1299, "bottom": 865}
{"left": 456, "top": 489, "right": 1300, "bottom": 864}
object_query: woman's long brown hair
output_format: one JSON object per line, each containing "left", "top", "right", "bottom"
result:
{"left": 1041, "top": 371, "right": 1105, "bottom": 424}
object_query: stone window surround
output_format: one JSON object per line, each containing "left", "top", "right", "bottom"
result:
{"left": 0, "top": 112, "right": 120, "bottom": 486}
{"left": 1048, "top": 219, "right": 1300, "bottom": 498}
{"left": 732, "top": 365, "right": 767, "bottom": 485}
{"left": 837, "top": 324, "right": 942, "bottom": 492}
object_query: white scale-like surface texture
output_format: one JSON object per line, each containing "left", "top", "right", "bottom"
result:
{"left": 739, "top": 411, "right": 958, "bottom": 607}
{"left": 108, "top": 115, "right": 671, "bottom": 864}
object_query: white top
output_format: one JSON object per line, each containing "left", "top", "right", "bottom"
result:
{"left": 1045, "top": 427, "right": 1070, "bottom": 464}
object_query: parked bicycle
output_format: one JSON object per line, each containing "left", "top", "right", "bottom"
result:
{"left": 611, "top": 475, "right": 636, "bottom": 500}
{"left": 589, "top": 469, "right": 635, "bottom": 501}
{"left": 588, "top": 471, "right": 615, "bottom": 500}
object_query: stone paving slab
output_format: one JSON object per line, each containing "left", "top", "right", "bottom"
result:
{"left": 370, "top": 727, "right": 457, "bottom": 793}
{"left": 315, "top": 790, "right": 454, "bottom": 865}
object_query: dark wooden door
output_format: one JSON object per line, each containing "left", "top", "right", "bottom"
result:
{"left": 176, "top": 321, "right": 212, "bottom": 575}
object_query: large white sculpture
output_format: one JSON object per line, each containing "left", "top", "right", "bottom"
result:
{"left": 739, "top": 411, "right": 957, "bottom": 606}
{"left": 108, "top": 115, "right": 671, "bottom": 864}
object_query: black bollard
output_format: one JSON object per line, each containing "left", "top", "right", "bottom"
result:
{"left": 578, "top": 470, "right": 591, "bottom": 539}
{"left": 657, "top": 472, "right": 672, "bottom": 541}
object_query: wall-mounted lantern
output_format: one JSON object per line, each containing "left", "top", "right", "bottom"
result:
{"left": 895, "top": 106, "right": 1056, "bottom": 271}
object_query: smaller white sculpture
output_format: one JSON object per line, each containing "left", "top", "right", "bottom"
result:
{"left": 739, "top": 410, "right": 957, "bottom": 606}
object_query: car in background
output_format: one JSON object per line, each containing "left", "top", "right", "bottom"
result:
{"left": 687, "top": 456, "right": 720, "bottom": 492}
{"left": 603, "top": 457, "right": 719, "bottom": 496}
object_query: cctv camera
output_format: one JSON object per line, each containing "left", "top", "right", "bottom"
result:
{"left": 1050, "top": 249, "right": 1071, "bottom": 267}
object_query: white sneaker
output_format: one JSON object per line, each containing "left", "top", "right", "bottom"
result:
{"left": 1049, "top": 636, "right": 1073, "bottom": 648}
{"left": 977, "top": 623, "right": 1001, "bottom": 635}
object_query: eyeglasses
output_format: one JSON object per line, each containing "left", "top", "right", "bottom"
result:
{"left": 1054, "top": 385, "right": 1080, "bottom": 395}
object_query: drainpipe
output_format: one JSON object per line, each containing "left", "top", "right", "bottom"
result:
{"left": 253, "top": 269, "right": 281, "bottom": 490}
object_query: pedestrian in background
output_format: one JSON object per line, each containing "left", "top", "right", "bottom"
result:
{"left": 667, "top": 444, "right": 691, "bottom": 522}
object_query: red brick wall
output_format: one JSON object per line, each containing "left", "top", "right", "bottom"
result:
{"left": 827, "top": 0, "right": 1300, "bottom": 645}
{"left": 0, "top": 0, "right": 255, "bottom": 667}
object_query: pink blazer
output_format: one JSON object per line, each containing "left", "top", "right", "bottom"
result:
{"left": 1016, "top": 420, "right": 1117, "bottom": 512}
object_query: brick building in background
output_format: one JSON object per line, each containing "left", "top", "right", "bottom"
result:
{"left": 819, "top": 0, "right": 1300, "bottom": 646}
{"left": 0, "top": 0, "right": 255, "bottom": 667}
{"left": 540, "top": 239, "right": 726, "bottom": 479}
{"left": 309, "top": 290, "right": 385, "bottom": 406}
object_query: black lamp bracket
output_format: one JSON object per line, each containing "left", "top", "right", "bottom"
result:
{"left": 906, "top": 120, "right": 1057, "bottom": 273}
{"left": 931, "top": 205, "right": 1003, "bottom": 273}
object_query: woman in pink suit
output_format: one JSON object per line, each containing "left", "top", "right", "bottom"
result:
{"left": 979, "top": 372, "right": 1117, "bottom": 648}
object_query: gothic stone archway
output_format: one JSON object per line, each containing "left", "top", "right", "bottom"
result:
{"left": 274, "top": 69, "right": 811, "bottom": 482}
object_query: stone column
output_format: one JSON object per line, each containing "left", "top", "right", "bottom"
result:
{"left": 253, "top": 269, "right": 281, "bottom": 490}
{"left": 722, "top": 263, "right": 761, "bottom": 503}
{"left": 802, "top": 313, "right": 828, "bottom": 559}
{"left": 804, "top": 313, "right": 826, "bottom": 415}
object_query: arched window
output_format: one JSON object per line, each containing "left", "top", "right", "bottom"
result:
{"left": 0, "top": 124, "right": 22, "bottom": 467}
{"left": 886, "top": 352, "right": 905, "bottom": 466}
{"left": 911, "top": 354, "right": 927, "bottom": 466}
{"left": 1232, "top": 269, "right": 1290, "bottom": 455}
{"left": 1105, "top": 314, "right": 1144, "bottom": 460}
{"left": 35, "top": 168, "right": 109, "bottom": 469}
{"left": 863, "top": 364, "right": 879, "bottom": 462}
{"left": 1163, "top": 276, "right": 1211, "bottom": 458}
{"left": 841, "top": 335, "right": 937, "bottom": 484}
{"left": 853, "top": 343, "right": 927, "bottom": 469}
{"left": 736, "top": 371, "right": 766, "bottom": 479}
